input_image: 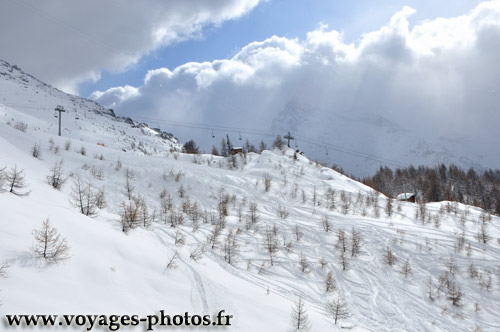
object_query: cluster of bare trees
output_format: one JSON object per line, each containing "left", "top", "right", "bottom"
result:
{"left": 425, "top": 255, "right": 496, "bottom": 311}
{"left": 31, "top": 143, "right": 42, "bottom": 159}
{"left": 290, "top": 293, "right": 350, "bottom": 331}
{"left": 340, "top": 190, "right": 351, "bottom": 215}
{"left": 477, "top": 215, "right": 491, "bottom": 244}
{"left": 119, "top": 199, "right": 142, "bottom": 232}
{"left": 264, "top": 226, "right": 279, "bottom": 266}
{"left": 162, "top": 168, "right": 184, "bottom": 182}
{"left": 428, "top": 272, "right": 464, "bottom": 307}
{"left": 117, "top": 168, "right": 161, "bottom": 232}
{"left": 280, "top": 182, "right": 389, "bottom": 221}
{"left": 47, "top": 160, "right": 67, "bottom": 190}
{"left": 336, "top": 228, "right": 363, "bottom": 271}
{"left": 383, "top": 246, "right": 397, "bottom": 266}
{"left": 207, "top": 220, "right": 223, "bottom": 249}
{"left": 322, "top": 215, "right": 332, "bottom": 232}
{"left": 467, "top": 262, "right": 494, "bottom": 292}
{"left": 223, "top": 229, "right": 239, "bottom": 265}
{"left": 69, "top": 175, "right": 106, "bottom": 217}
{"left": 13, "top": 121, "right": 28, "bottom": 132}
{"left": 245, "top": 202, "right": 259, "bottom": 229}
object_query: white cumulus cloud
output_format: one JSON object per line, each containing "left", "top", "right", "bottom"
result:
{"left": 91, "top": 1, "right": 500, "bottom": 173}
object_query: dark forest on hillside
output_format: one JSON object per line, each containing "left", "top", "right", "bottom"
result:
{"left": 363, "top": 164, "right": 500, "bottom": 216}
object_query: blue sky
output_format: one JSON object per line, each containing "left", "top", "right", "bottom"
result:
{"left": 78, "top": 0, "right": 483, "bottom": 97}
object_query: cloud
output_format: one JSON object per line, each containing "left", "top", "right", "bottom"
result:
{"left": 0, "top": 0, "right": 263, "bottom": 93}
{"left": 91, "top": 1, "right": 500, "bottom": 173}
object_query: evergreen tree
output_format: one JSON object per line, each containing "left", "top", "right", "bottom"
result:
{"left": 182, "top": 139, "right": 199, "bottom": 154}
{"left": 272, "top": 134, "right": 284, "bottom": 150}
{"left": 259, "top": 140, "right": 267, "bottom": 153}
{"left": 220, "top": 138, "right": 228, "bottom": 157}
{"left": 211, "top": 145, "right": 219, "bottom": 156}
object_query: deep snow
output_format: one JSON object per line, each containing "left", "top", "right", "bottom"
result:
{"left": 0, "top": 60, "right": 499, "bottom": 332}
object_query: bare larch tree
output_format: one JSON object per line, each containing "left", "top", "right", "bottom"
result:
{"left": 264, "top": 226, "right": 278, "bottom": 266}
{"left": 325, "top": 271, "right": 336, "bottom": 292}
{"left": 325, "top": 294, "right": 350, "bottom": 325}
{"left": 46, "top": 160, "right": 67, "bottom": 190}
{"left": 69, "top": 175, "right": 99, "bottom": 217}
{"left": 32, "top": 218, "right": 70, "bottom": 264}
{"left": 290, "top": 296, "right": 310, "bottom": 331}
{"left": 5, "top": 166, "right": 30, "bottom": 196}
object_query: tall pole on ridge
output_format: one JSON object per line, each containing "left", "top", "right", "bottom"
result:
{"left": 284, "top": 131, "right": 295, "bottom": 148}
{"left": 55, "top": 105, "right": 66, "bottom": 136}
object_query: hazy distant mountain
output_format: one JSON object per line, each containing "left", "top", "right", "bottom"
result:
{"left": 271, "top": 99, "right": 486, "bottom": 176}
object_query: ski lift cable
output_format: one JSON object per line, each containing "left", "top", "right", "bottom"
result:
{"left": 130, "top": 114, "right": 270, "bottom": 133}
{"left": 128, "top": 115, "right": 407, "bottom": 168}
{"left": 294, "top": 134, "right": 407, "bottom": 168}
{"left": 0, "top": 102, "right": 408, "bottom": 168}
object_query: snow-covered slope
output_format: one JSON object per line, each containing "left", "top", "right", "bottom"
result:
{"left": 0, "top": 60, "right": 181, "bottom": 155}
{"left": 1, "top": 61, "right": 500, "bottom": 332}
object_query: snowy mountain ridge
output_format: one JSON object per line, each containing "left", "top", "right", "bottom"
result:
{"left": 0, "top": 60, "right": 181, "bottom": 155}
{"left": 0, "top": 60, "right": 499, "bottom": 332}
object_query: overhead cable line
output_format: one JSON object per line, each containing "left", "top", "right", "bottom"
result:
{"left": 127, "top": 115, "right": 408, "bottom": 168}
{"left": 1, "top": 101, "right": 407, "bottom": 167}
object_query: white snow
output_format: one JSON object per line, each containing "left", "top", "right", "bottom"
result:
{"left": 0, "top": 60, "right": 499, "bottom": 332}
{"left": 397, "top": 193, "right": 415, "bottom": 201}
